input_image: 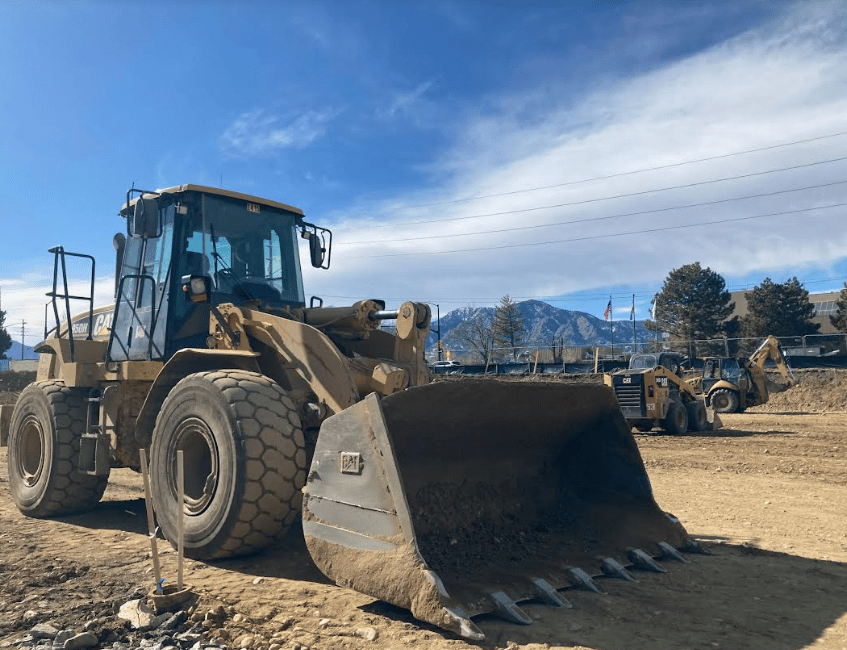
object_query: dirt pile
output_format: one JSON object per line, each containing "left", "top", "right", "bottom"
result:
{"left": 753, "top": 368, "right": 847, "bottom": 413}
{"left": 0, "top": 371, "right": 36, "bottom": 406}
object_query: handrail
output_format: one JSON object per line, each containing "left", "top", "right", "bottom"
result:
{"left": 45, "top": 246, "right": 96, "bottom": 363}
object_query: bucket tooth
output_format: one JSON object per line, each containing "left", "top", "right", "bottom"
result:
{"left": 658, "top": 541, "right": 691, "bottom": 563}
{"left": 441, "top": 605, "right": 485, "bottom": 641}
{"left": 530, "top": 577, "right": 572, "bottom": 608}
{"left": 489, "top": 590, "right": 533, "bottom": 625}
{"left": 682, "top": 537, "right": 710, "bottom": 554}
{"left": 567, "top": 567, "right": 605, "bottom": 594}
{"left": 627, "top": 548, "right": 667, "bottom": 573}
{"left": 600, "top": 557, "right": 637, "bottom": 582}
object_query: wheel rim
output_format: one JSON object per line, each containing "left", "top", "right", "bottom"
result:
{"left": 174, "top": 417, "right": 219, "bottom": 516}
{"left": 18, "top": 415, "right": 46, "bottom": 487}
{"left": 713, "top": 394, "right": 728, "bottom": 410}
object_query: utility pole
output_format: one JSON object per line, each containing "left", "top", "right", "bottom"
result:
{"left": 21, "top": 320, "right": 26, "bottom": 359}
{"left": 431, "top": 304, "right": 442, "bottom": 361}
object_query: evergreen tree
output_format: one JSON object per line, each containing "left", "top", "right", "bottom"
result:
{"left": 0, "top": 307, "right": 12, "bottom": 359}
{"left": 742, "top": 277, "right": 819, "bottom": 338}
{"left": 492, "top": 294, "right": 525, "bottom": 361}
{"left": 830, "top": 282, "right": 847, "bottom": 334}
{"left": 650, "top": 262, "right": 736, "bottom": 357}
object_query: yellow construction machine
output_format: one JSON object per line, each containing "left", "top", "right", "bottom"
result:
{"left": 2, "top": 185, "right": 700, "bottom": 639}
{"left": 700, "top": 335, "right": 796, "bottom": 413}
{"left": 604, "top": 352, "right": 715, "bottom": 434}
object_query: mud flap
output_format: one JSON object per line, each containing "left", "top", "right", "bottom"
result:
{"left": 302, "top": 380, "right": 694, "bottom": 639}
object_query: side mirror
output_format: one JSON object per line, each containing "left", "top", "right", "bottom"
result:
{"left": 300, "top": 222, "right": 332, "bottom": 269}
{"left": 131, "top": 197, "right": 161, "bottom": 238}
{"left": 309, "top": 234, "right": 325, "bottom": 268}
{"left": 112, "top": 232, "right": 126, "bottom": 297}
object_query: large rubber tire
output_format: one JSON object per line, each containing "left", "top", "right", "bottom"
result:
{"left": 685, "top": 400, "right": 709, "bottom": 432}
{"left": 7, "top": 381, "right": 109, "bottom": 517}
{"left": 149, "top": 370, "right": 307, "bottom": 560}
{"left": 710, "top": 389, "right": 739, "bottom": 413}
{"left": 663, "top": 398, "right": 688, "bottom": 435}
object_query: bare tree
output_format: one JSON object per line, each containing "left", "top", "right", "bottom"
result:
{"left": 454, "top": 315, "right": 495, "bottom": 365}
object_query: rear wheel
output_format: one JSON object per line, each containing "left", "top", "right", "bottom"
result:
{"left": 150, "top": 370, "right": 308, "bottom": 560}
{"left": 7, "top": 381, "right": 109, "bottom": 517}
{"left": 685, "top": 400, "right": 709, "bottom": 432}
{"left": 710, "top": 389, "right": 739, "bottom": 413}
{"left": 663, "top": 398, "right": 688, "bottom": 435}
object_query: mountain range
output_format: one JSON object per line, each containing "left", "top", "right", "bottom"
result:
{"left": 3, "top": 300, "right": 654, "bottom": 364}
{"left": 427, "top": 299, "right": 655, "bottom": 361}
{"left": 4, "top": 341, "right": 38, "bottom": 361}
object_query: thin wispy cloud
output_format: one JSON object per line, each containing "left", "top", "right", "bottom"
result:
{"left": 382, "top": 80, "right": 436, "bottom": 119}
{"left": 220, "top": 108, "right": 339, "bottom": 157}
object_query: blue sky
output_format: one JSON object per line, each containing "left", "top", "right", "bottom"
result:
{"left": 2, "top": 0, "right": 846, "bottom": 346}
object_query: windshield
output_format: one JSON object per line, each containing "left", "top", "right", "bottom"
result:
{"left": 629, "top": 354, "right": 657, "bottom": 369}
{"left": 183, "top": 193, "right": 305, "bottom": 305}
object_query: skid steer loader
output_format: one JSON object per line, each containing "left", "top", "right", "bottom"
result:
{"left": 604, "top": 352, "right": 717, "bottom": 434}
{"left": 2, "top": 185, "right": 700, "bottom": 640}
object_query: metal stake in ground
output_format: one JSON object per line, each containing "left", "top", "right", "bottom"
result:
{"left": 177, "top": 449, "right": 184, "bottom": 591}
{"left": 140, "top": 448, "right": 163, "bottom": 594}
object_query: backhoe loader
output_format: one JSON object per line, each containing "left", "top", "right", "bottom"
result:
{"left": 2, "top": 185, "right": 700, "bottom": 640}
{"left": 700, "top": 335, "right": 796, "bottom": 413}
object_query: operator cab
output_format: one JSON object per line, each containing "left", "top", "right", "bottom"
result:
{"left": 109, "top": 185, "right": 331, "bottom": 363}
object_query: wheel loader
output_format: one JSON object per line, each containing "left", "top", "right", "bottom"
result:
{"left": 604, "top": 352, "right": 716, "bottom": 434}
{"left": 2, "top": 185, "right": 701, "bottom": 640}
{"left": 700, "top": 335, "right": 796, "bottom": 413}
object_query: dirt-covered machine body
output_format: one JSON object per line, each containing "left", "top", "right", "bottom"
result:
{"left": 2, "top": 185, "right": 699, "bottom": 640}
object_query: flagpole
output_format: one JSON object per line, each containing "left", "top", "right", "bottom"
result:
{"left": 610, "top": 296, "right": 614, "bottom": 359}
{"left": 655, "top": 300, "right": 659, "bottom": 351}
{"left": 631, "top": 294, "right": 636, "bottom": 352}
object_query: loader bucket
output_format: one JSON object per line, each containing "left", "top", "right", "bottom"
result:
{"left": 302, "top": 379, "right": 694, "bottom": 640}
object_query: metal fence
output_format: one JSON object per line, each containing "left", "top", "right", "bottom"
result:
{"left": 432, "top": 333, "right": 847, "bottom": 368}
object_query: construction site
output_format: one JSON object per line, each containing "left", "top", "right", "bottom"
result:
{"left": 0, "top": 360, "right": 845, "bottom": 650}
{"left": 3, "top": 2, "right": 847, "bottom": 648}
{"left": 0, "top": 183, "right": 844, "bottom": 650}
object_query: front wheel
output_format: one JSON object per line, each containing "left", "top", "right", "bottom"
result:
{"left": 663, "top": 398, "right": 688, "bottom": 435}
{"left": 685, "top": 400, "right": 709, "bottom": 432}
{"left": 150, "top": 370, "right": 308, "bottom": 560}
{"left": 7, "top": 381, "right": 109, "bottom": 517}
{"left": 710, "top": 389, "right": 739, "bottom": 413}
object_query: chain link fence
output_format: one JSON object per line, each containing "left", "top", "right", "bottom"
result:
{"left": 431, "top": 332, "right": 847, "bottom": 372}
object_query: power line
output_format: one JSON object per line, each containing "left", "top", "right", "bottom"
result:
{"left": 313, "top": 275, "right": 847, "bottom": 309}
{"left": 338, "top": 179, "right": 847, "bottom": 245}
{"left": 347, "top": 202, "right": 846, "bottom": 259}
{"left": 364, "top": 130, "right": 847, "bottom": 211}
{"left": 341, "top": 155, "right": 847, "bottom": 233}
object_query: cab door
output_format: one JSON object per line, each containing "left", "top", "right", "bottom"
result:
{"left": 107, "top": 205, "right": 174, "bottom": 361}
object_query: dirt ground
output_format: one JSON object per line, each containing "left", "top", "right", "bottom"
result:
{"left": 0, "top": 369, "right": 845, "bottom": 650}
